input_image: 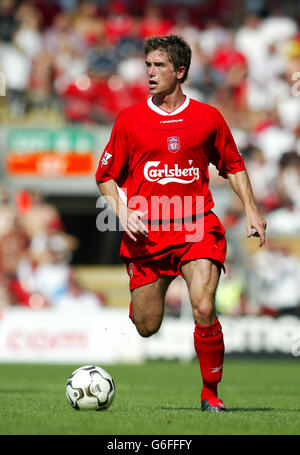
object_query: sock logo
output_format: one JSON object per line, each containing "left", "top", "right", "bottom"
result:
{"left": 210, "top": 365, "right": 223, "bottom": 373}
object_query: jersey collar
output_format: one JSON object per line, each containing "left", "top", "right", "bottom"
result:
{"left": 147, "top": 95, "right": 190, "bottom": 116}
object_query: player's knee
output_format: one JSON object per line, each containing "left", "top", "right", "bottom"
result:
{"left": 135, "top": 319, "right": 161, "bottom": 338}
{"left": 192, "top": 298, "right": 215, "bottom": 323}
{"left": 137, "top": 327, "right": 158, "bottom": 338}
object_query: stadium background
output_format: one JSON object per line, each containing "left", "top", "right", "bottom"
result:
{"left": 0, "top": 0, "right": 300, "bottom": 363}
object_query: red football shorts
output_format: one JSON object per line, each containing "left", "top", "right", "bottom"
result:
{"left": 125, "top": 211, "right": 227, "bottom": 291}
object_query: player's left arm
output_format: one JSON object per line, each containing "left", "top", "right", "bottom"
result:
{"left": 227, "top": 170, "right": 267, "bottom": 247}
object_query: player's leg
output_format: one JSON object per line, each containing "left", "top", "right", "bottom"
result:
{"left": 131, "top": 276, "right": 174, "bottom": 338}
{"left": 181, "top": 258, "right": 226, "bottom": 412}
{"left": 181, "top": 258, "right": 220, "bottom": 325}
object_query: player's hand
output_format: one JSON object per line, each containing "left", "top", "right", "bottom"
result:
{"left": 245, "top": 210, "right": 267, "bottom": 247}
{"left": 125, "top": 209, "right": 148, "bottom": 242}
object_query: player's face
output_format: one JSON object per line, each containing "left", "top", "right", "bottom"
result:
{"left": 145, "top": 50, "right": 184, "bottom": 96}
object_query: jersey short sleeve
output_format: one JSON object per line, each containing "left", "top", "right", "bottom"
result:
{"left": 95, "top": 112, "right": 129, "bottom": 188}
{"left": 209, "top": 108, "right": 245, "bottom": 178}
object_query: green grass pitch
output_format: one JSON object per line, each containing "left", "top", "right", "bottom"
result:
{"left": 0, "top": 358, "right": 299, "bottom": 435}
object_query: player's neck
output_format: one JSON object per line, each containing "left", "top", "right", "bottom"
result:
{"left": 152, "top": 86, "right": 185, "bottom": 114}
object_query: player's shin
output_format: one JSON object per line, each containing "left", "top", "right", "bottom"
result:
{"left": 193, "top": 317, "right": 224, "bottom": 402}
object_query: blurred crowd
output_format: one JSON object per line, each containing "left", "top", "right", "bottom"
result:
{"left": 0, "top": 187, "right": 105, "bottom": 310}
{"left": 0, "top": 0, "right": 299, "bottom": 125}
{"left": 0, "top": 0, "right": 300, "bottom": 316}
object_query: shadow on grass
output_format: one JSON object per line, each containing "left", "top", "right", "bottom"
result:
{"left": 227, "top": 407, "right": 275, "bottom": 412}
{"left": 158, "top": 406, "right": 276, "bottom": 412}
{"left": 229, "top": 407, "right": 300, "bottom": 413}
{"left": 158, "top": 406, "right": 201, "bottom": 412}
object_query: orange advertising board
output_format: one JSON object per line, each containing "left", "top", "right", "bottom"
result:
{"left": 6, "top": 153, "right": 94, "bottom": 176}
{"left": 5, "top": 128, "right": 96, "bottom": 176}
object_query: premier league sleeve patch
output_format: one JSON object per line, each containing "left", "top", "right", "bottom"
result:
{"left": 101, "top": 151, "right": 113, "bottom": 166}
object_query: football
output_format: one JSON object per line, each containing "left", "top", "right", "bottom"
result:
{"left": 66, "top": 365, "right": 115, "bottom": 410}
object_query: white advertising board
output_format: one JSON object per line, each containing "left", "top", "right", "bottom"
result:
{"left": 0, "top": 307, "right": 299, "bottom": 363}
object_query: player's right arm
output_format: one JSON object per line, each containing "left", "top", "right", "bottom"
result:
{"left": 97, "top": 179, "right": 148, "bottom": 242}
{"left": 96, "top": 111, "right": 148, "bottom": 241}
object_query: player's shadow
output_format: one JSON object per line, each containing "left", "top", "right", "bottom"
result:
{"left": 158, "top": 406, "right": 207, "bottom": 412}
{"left": 226, "top": 407, "right": 274, "bottom": 412}
{"left": 229, "top": 407, "right": 300, "bottom": 413}
{"left": 158, "top": 406, "right": 275, "bottom": 412}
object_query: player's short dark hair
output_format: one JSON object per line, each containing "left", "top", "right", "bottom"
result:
{"left": 144, "top": 35, "right": 191, "bottom": 83}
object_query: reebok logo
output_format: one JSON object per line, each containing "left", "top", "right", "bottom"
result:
{"left": 160, "top": 119, "right": 183, "bottom": 124}
{"left": 210, "top": 365, "right": 223, "bottom": 373}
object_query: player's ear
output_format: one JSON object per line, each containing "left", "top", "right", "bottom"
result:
{"left": 177, "top": 66, "right": 186, "bottom": 81}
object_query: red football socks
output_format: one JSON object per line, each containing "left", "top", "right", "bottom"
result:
{"left": 194, "top": 317, "right": 224, "bottom": 402}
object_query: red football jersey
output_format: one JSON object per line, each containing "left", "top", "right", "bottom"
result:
{"left": 95, "top": 96, "right": 245, "bottom": 259}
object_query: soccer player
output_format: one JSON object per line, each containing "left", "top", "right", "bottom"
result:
{"left": 96, "top": 35, "right": 266, "bottom": 412}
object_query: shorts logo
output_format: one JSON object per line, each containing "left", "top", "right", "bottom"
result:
{"left": 128, "top": 263, "right": 134, "bottom": 277}
{"left": 167, "top": 136, "right": 180, "bottom": 153}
